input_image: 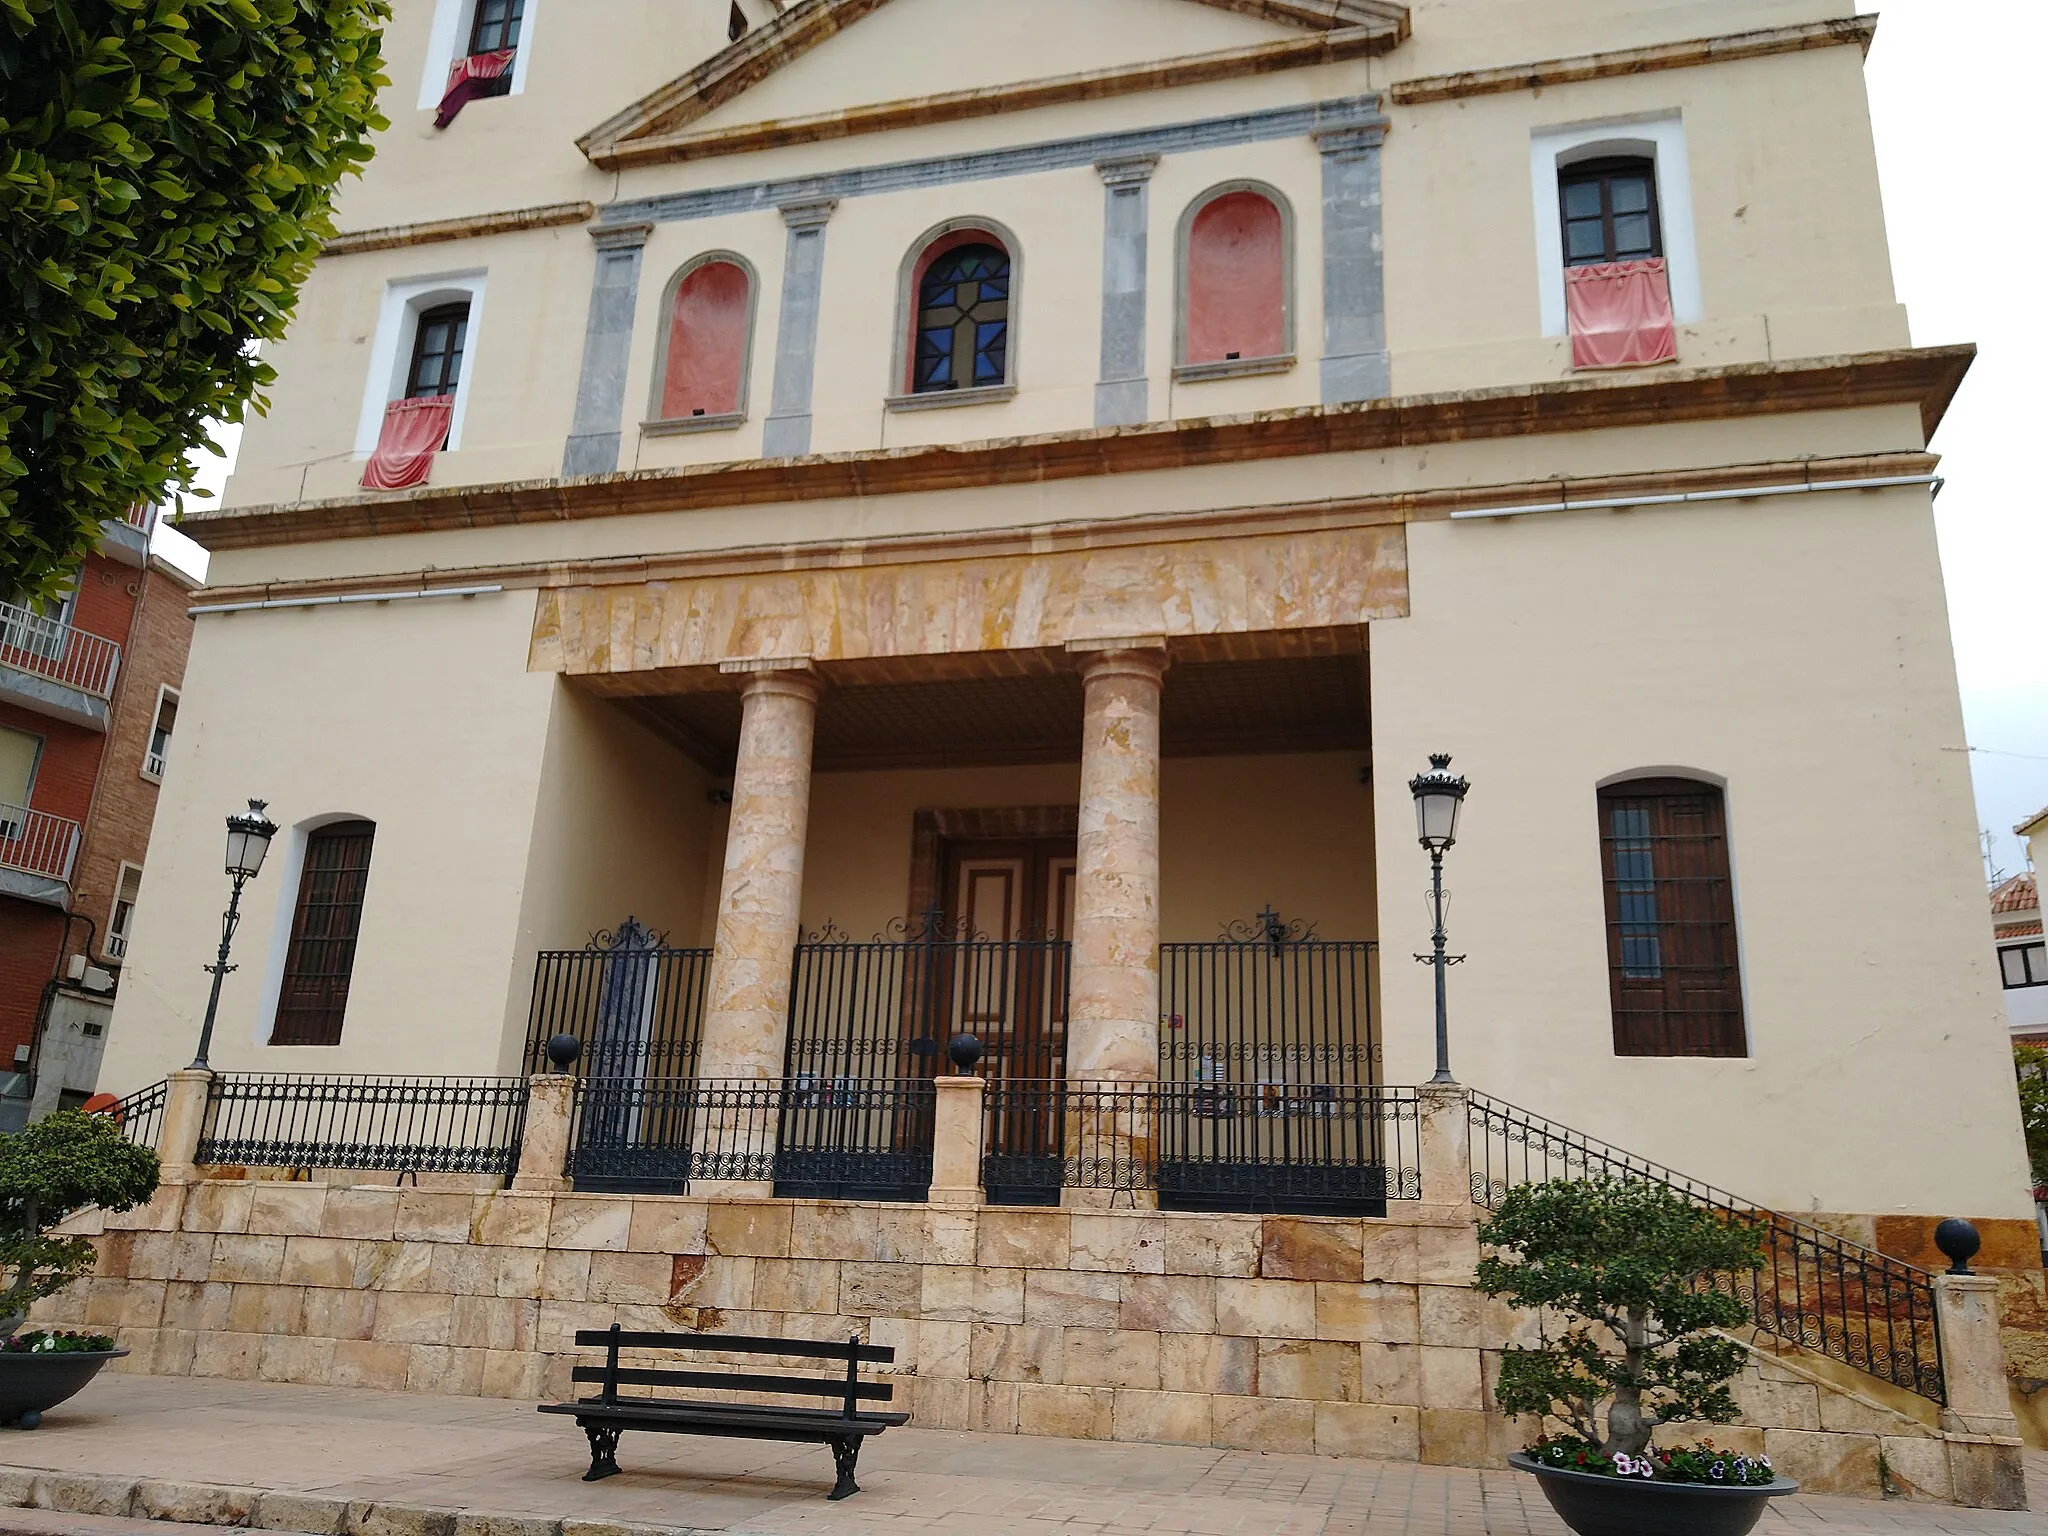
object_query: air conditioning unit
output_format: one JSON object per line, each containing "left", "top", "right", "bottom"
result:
{"left": 64, "top": 954, "right": 86, "bottom": 983}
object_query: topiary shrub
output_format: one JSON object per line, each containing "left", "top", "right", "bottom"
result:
{"left": 0, "top": 1111, "right": 159, "bottom": 1327}
{"left": 1477, "top": 1178, "right": 1769, "bottom": 1479}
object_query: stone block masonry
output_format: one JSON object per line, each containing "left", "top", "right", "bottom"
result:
{"left": 45, "top": 1184, "right": 2018, "bottom": 1506}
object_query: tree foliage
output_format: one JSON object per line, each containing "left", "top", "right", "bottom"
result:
{"left": 2017, "top": 1045, "right": 2048, "bottom": 1189}
{"left": 0, "top": 1110, "right": 159, "bottom": 1323}
{"left": 1476, "top": 1179, "right": 1766, "bottom": 1459}
{"left": 0, "top": 0, "right": 389, "bottom": 597}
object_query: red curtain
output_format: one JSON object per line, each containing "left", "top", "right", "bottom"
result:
{"left": 1565, "top": 258, "right": 1678, "bottom": 370}
{"left": 435, "top": 49, "right": 515, "bottom": 128}
{"left": 361, "top": 397, "right": 453, "bottom": 491}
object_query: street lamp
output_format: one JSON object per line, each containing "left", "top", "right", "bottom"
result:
{"left": 1408, "top": 755, "right": 1470, "bottom": 1084}
{"left": 190, "top": 799, "right": 278, "bottom": 1071}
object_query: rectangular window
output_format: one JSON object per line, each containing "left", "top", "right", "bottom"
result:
{"left": 2004, "top": 942, "right": 2047, "bottom": 990}
{"left": 107, "top": 863, "right": 142, "bottom": 959}
{"left": 468, "top": 0, "right": 524, "bottom": 54}
{"left": 406, "top": 304, "right": 469, "bottom": 399}
{"left": 0, "top": 725, "right": 40, "bottom": 818}
{"left": 1560, "top": 158, "right": 1663, "bottom": 267}
{"left": 1597, "top": 779, "right": 1746, "bottom": 1057}
{"left": 272, "top": 821, "right": 376, "bottom": 1047}
{"left": 142, "top": 685, "right": 178, "bottom": 782}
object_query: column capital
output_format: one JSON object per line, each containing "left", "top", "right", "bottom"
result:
{"left": 1316, "top": 121, "right": 1389, "bottom": 159}
{"left": 1068, "top": 637, "right": 1169, "bottom": 685}
{"left": 1096, "top": 154, "right": 1160, "bottom": 189}
{"left": 589, "top": 221, "right": 654, "bottom": 252}
{"left": 720, "top": 656, "right": 823, "bottom": 704}
{"left": 779, "top": 197, "right": 839, "bottom": 231}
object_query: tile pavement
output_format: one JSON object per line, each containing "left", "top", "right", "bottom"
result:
{"left": 0, "top": 1376, "right": 2036, "bottom": 1536}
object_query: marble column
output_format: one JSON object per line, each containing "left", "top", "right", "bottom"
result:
{"left": 1066, "top": 643, "right": 1168, "bottom": 1082}
{"left": 696, "top": 663, "right": 823, "bottom": 1082}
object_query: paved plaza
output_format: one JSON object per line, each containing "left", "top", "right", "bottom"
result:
{"left": 0, "top": 1377, "right": 2036, "bottom": 1536}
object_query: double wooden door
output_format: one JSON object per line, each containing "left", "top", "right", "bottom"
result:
{"left": 941, "top": 837, "right": 1074, "bottom": 1083}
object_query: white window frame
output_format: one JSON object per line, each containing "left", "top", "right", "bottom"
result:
{"left": 140, "top": 683, "right": 178, "bottom": 784}
{"left": 106, "top": 861, "right": 142, "bottom": 959}
{"left": 418, "top": 0, "right": 537, "bottom": 111}
{"left": 354, "top": 272, "right": 488, "bottom": 458}
{"left": 1531, "top": 114, "right": 1702, "bottom": 341}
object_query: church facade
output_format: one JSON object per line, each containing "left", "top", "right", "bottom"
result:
{"left": 101, "top": 0, "right": 2029, "bottom": 1255}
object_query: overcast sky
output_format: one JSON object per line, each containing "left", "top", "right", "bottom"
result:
{"left": 155, "top": 0, "right": 2048, "bottom": 877}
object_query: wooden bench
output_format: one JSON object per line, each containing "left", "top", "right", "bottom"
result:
{"left": 539, "top": 1325, "right": 906, "bottom": 1501}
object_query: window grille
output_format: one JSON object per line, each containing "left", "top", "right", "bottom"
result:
{"left": 1596, "top": 779, "right": 1746, "bottom": 1056}
{"left": 272, "top": 821, "right": 376, "bottom": 1047}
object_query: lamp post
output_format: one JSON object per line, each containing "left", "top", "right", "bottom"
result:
{"left": 1408, "top": 755, "right": 1470, "bottom": 1085}
{"left": 189, "top": 799, "right": 279, "bottom": 1071}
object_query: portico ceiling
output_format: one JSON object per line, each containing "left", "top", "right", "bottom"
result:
{"left": 609, "top": 643, "right": 1370, "bottom": 775}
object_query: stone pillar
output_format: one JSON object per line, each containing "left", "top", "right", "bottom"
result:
{"left": 1093, "top": 155, "right": 1157, "bottom": 428}
{"left": 511, "top": 1074, "right": 574, "bottom": 1193}
{"left": 561, "top": 222, "right": 654, "bottom": 478}
{"left": 155, "top": 1069, "right": 212, "bottom": 1185}
{"left": 697, "top": 662, "right": 823, "bottom": 1082}
{"left": 928, "top": 1076, "right": 986, "bottom": 1206}
{"left": 762, "top": 199, "right": 837, "bottom": 459}
{"left": 1416, "top": 1082, "right": 1472, "bottom": 1209}
{"left": 1067, "top": 642, "right": 1168, "bottom": 1082}
{"left": 1316, "top": 122, "right": 1391, "bottom": 405}
{"left": 1933, "top": 1273, "right": 2028, "bottom": 1508}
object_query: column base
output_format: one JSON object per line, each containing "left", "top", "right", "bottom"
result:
{"left": 510, "top": 1174, "right": 569, "bottom": 1194}
{"left": 158, "top": 1164, "right": 199, "bottom": 1187}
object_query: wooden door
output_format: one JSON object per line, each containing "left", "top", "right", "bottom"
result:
{"left": 941, "top": 838, "right": 1074, "bottom": 1083}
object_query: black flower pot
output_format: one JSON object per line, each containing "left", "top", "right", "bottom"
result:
{"left": 1509, "top": 1452, "right": 1799, "bottom": 1536}
{"left": 0, "top": 1349, "right": 127, "bottom": 1429}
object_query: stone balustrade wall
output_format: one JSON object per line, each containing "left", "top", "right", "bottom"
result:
{"left": 42, "top": 1181, "right": 2009, "bottom": 1506}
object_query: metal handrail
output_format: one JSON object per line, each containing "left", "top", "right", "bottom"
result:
{"left": 0, "top": 802, "right": 81, "bottom": 882}
{"left": 198, "top": 1074, "right": 528, "bottom": 1178}
{"left": 0, "top": 600, "right": 121, "bottom": 699}
{"left": 93, "top": 1081, "right": 167, "bottom": 1151}
{"left": 1468, "top": 1090, "right": 1946, "bottom": 1404}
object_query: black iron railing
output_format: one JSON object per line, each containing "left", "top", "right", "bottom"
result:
{"left": 983, "top": 1080, "right": 1419, "bottom": 1215}
{"left": 197, "top": 1075, "right": 528, "bottom": 1177}
{"left": 93, "top": 1080, "right": 166, "bottom": 1151}
{"left": 787, "top": 917, "right": 1070, "bottom": 1084}
{"left": 1468, "top": 1092, "right": 1946, "bottom": 1404}
{"left": 1159, "top": 916, "right": 1378, "bottom": 1089}
{"left": 568, "top": 1077, "right": 935, "bottom": 1201}
{"left": 526, "top": 921, "right": 711, "bottom": 1079}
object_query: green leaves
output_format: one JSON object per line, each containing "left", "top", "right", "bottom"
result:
{"left": 1477, "top": 1179, "right": 1766, "bottom": 1456}
{"left": 0, "top": 1110, "right": 160, "bottom": 1322}
{"left": 2016, "top": 1046, "right": 2048, "bottom": 1187}
{"left": 0, "top": 0, "right": 391, "bottom": 597}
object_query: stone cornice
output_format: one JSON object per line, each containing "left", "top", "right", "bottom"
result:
{"left": 1389, "top": 16, "right": 1878, "bottom": 107}
{"left": 321, "top": 202, "right": 595, "bottom": 257}
{"left": 175, "top": 347, "right": 1971, "bottom": 554}
{"left": 187, "top": 449, "right": 1939, "bottom": 608}
{"left": 591, "top": 29, "right": 1400, "bottom": 171}
{"left": 579, "top": 0, "right": 1407, "bottom": 170}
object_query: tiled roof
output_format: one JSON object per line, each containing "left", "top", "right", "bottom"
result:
{"left": 1992, "top": 872, "right": 2038, "bottom": 915}
{"left": 1999, "top": 920, "right": 2044, "bottom": 939}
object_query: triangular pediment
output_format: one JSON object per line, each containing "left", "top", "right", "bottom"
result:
{"left": 580, "top": 0, "right": 1408, "bottom": 171}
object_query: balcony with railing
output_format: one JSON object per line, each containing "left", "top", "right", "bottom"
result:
{"left": 0, "top": 802, "right": 81, "bottom": 906}
{"left": 0, "top": 600, "right": 122, "bottom": 729}
{"left": 98, "top": 502, "right": 158, "bottom": 567}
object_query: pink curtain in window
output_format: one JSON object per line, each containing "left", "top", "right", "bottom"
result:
{"left": 361, "top": 397, "right": 453, "bottom": 491}
{"left": 1565, "top": 258, "right": 1678, "bottom": 370}
{"left": 435, "top": 49, "right": 515, "bottom": 128}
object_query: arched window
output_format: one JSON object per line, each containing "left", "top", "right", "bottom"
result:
{"left": 896, "top": 225, "right": 1016, "bottom": 399}
{"left": 915, "top": 243, "right": 1009, "bottom": 393}
{"left": 1178, "top": 185, "right": 1291, "bottom": 375}
{"left": 1596, "top": 778, "right": 1745, "bottom": 1058}
{"left": 271, "top": 820, "right": 376, "bottom": 1047}
{"left": 651, "top": 255, "right": 755, "bottom": 428}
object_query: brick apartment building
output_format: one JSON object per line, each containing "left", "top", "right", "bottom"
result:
{"left": 0, "top": 506, "right": 195, "bottom": 1123}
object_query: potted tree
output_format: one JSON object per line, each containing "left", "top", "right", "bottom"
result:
{"left": 0, "top": 1110, "right": 159, "bottom": 1428}
{"left": 1478, "top": 1178, "right": 1800, "bottom": 1536}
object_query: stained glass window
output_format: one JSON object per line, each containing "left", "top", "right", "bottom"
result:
{"left": 914, "top": 243, "right": 1010, "bottom": 394}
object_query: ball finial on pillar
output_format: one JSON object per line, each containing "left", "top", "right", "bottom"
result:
{"left": 1934, "top": 1217, "right": 1981, "bottom": 1275}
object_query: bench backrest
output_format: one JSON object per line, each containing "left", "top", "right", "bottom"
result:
{"left": 571, "top": 1326, "right": 897, "bottom": 1418}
